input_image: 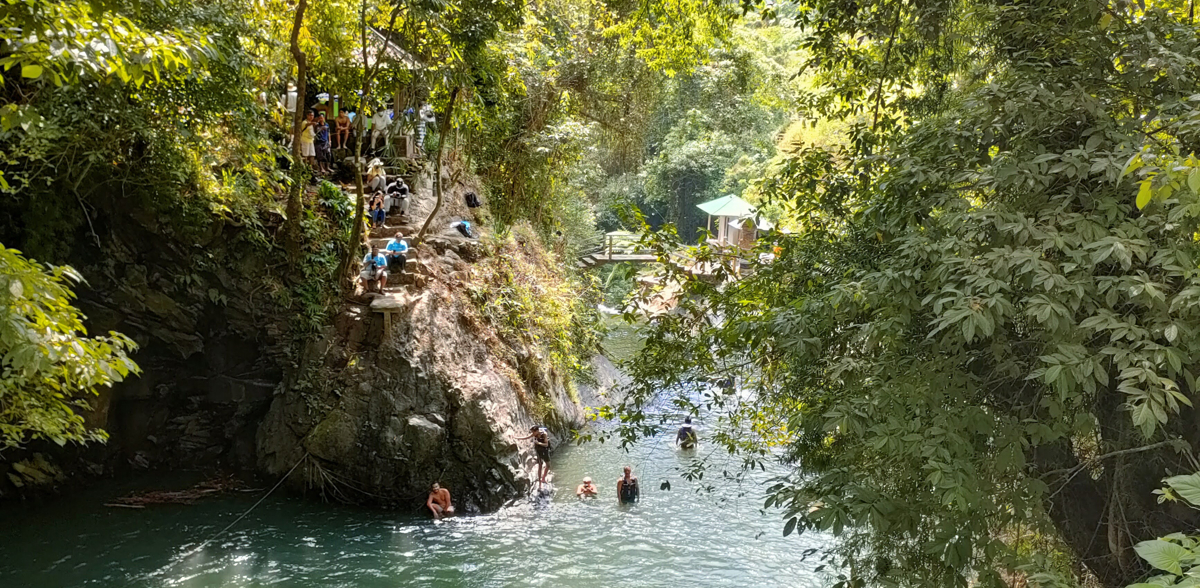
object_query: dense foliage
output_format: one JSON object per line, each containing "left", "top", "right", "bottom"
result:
{"left": 614, "top": 0, "right": 1200, "bottom": 586}
{"left": 0, "top": 247, "right": 138, "bottom": 449}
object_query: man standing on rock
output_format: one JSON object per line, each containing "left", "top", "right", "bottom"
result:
{"left": 427, "top": 482, "right": 454, "bottom": 519}
{"left": 518, "top": 426, "right": 552, "bottom": 486}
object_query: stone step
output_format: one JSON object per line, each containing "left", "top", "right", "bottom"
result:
{"left": 370, "top": 293, "right": 407, "bottom": 312}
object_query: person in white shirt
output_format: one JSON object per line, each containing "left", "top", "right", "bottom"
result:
{"left": 281, "top": 82, "right": 298, "bottom": 118}
{"left": 417, "top": 103, "right": 435, "bottom": 150}
{"left": 370, "top": 109, "right": 392, "bottom": 151}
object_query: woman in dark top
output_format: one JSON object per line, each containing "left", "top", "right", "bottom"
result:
{"left": 617, "top": 466, "right": 639, "bottom": 504}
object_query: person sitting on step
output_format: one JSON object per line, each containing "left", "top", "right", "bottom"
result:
{"left": 370, "top": 193, "right": 386, "bottom": 228}
{"left": 334, "top": 110, "right": 351, "bottom": 150}
{"left": 389, "top": 178, "right": 410, "bottom": 216}
{"left": 358, "top": 245, "right": 388, "bottom": 292}
{"left": 366, "top": 162, "right": 387, "bottom": 193}
{"left": 386, "top": 231, "right": 408, "bottom": 275}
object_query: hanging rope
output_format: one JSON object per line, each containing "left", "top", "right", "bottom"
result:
{"left": 133, "top": 452, "right": 309, "bottom": 585}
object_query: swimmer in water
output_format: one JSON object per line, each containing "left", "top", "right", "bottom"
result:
{"left": 576, "top": 476, "right": 598, "bottom": 499}
{"left": 427, "top": 482, "right": 455, "bottom": 519}
{"left": 676, "top": 416, "right": 698, "bottom": 450}
{"left": 617, "top": 466, "right": 639, "bottom": 504}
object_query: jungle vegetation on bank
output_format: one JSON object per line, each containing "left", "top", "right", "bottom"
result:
{"left": 608, "top": 0, "right": 1200, "bottom": 587}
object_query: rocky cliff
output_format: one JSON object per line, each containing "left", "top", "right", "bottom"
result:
{"left": 1, "top": 163, "right": 607, "bottom": 513}
{"left": 258, "top": 224, "right": 605, "bottom": 513}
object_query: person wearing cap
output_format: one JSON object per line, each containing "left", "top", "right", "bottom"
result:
{"left": 676, "top": 416, "right": 698, "bottom": 450}
{"left": 386, "top": 230, "right": 408, "bottom": 274}
{"left": 281, "top": 82, "right": 298, "bottom": 118}
{"left": 427, "top": 482, "right": 454, "bottom": 519}
{"left": 517, "top": 425, "right": 552, "bottom": 485}
{"left": 358, "top": 245, "right": 388, "bottom": 291}
{"left": 366, "top": 162, "right": 387, "bottom": 193}
{"left": 576, "top": 477, "right": 598, "bottom": 499}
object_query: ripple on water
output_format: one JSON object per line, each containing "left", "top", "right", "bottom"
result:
{"left": 0, "top": 423, "right": 832, "bottom": 588}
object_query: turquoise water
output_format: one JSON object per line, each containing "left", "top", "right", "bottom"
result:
{"left": 0, "top": 423, "right": 829, "bottom": 587}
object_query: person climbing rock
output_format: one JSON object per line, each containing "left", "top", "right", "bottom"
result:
{"left": 386, "top": 230, "right": 408, "bottom": 275}
{"left": 518, "top": 426, "right": 551, "bottom": 485}
{"left": 427, "top": 483, "right": 454, "bottom": 519}
{"left": 576, "top": 477, "right": 598, "bottom": 499}
{"left": 617, "top": 466, "right": 639, "bottom": 504}
{"left": 676, "top": 416, "right": 698, "bottom": 450}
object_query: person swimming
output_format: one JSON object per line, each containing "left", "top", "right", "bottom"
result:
{"left": 617, "top": 466, "right": 639, "bottom": 504}
{"left": 576, "top": 476, "right": 598, "bottom": 499}
{"left": 676, "top": 416, "right": 698, "bottom": 450}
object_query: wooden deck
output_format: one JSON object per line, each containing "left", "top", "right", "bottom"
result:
{"left": 576, "top": 252, "right": 658, "bottom": 269}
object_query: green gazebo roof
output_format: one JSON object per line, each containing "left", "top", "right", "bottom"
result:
{"left": 697, "top": 194, "right": 755, "bottom": 217}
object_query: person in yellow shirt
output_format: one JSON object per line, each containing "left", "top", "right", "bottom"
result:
{"left": 298, "top": 110, "right": 316, "bottom": 168}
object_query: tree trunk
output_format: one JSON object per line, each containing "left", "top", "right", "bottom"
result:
{"left": 283, "top": 0, "right": 309, "bottom": 265}
{"left": 1031, "top": 439, "right": 1126, "bottom": 586}
{"left": 340, "top": 113, "right": 368, "bottom": 290}
{"left": 338, "top": 0, "right": 403, "bottom": 290}
{"left": 415, "top": 87, "right": 460, "bottom": 246}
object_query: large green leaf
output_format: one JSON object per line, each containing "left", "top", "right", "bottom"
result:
{"left": 1166, "top": 474, "right": 1200, "bottom": 507}
{"left": 1133, "top": 539, "right": 1191, "bottom": 575}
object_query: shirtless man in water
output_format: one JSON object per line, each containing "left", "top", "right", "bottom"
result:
{"left": 427, "top": 483, "right": 454, "bottom": 519}
{"left": 576, "top": 476, "right": 598, "bottom": 499}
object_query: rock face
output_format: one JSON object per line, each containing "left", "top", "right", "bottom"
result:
{"left": 257, "top": 238, "right": 595, "bottom": 513}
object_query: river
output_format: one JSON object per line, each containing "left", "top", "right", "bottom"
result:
{"left": 1, "top": 324, "right": 831, "bottom": 587}
{"left": 1, "top": 425, "right": 833, "bottom": 587}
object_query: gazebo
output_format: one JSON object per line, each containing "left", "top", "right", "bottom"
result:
{"left": 697, "top": 194, "right": 761, "bottom": 248}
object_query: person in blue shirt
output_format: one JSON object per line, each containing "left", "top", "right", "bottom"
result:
{"left": 358, "top": 246, "right": 388, "bottom": 291}
{"left": 386, "top": 231, "right": 408, "bottom": 274}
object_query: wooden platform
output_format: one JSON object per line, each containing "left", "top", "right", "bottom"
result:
{"left": 576, "top": 252, "right": 659, "bottom": 269}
